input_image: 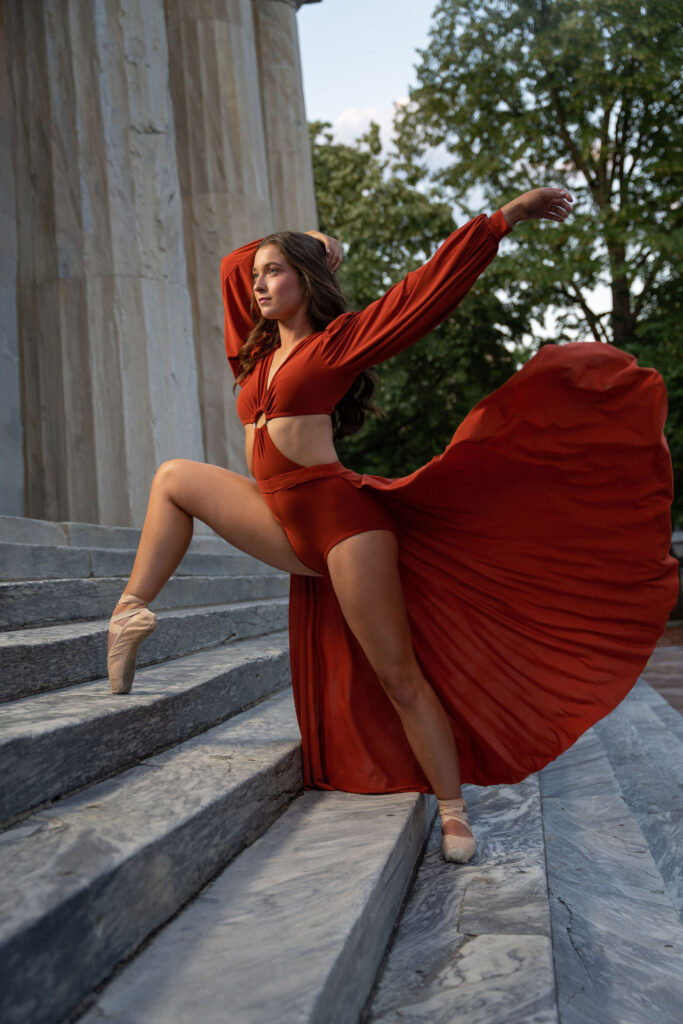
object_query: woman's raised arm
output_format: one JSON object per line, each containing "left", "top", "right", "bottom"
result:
{"left": 221, "top": 238, "right": 263, "bottom": 378}
{"left": 320, "top": 188, "right": 572, "bottom": 374}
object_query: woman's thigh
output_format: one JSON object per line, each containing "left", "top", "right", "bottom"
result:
{"left": 325, "top": 530, "right": 417, "bottom": 683}
{"left": 156, "top": 458, "right": 322, "bottom": 577}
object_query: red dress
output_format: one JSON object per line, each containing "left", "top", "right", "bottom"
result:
{"left": 221, "top": 212, "right": 678, "bottom": 792}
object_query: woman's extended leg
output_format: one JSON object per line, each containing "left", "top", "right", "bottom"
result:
{"left": 326, "top": 529, "right": 476, "bottom": 862}
{"left": 107, "top": 458, "right": 320, "bottom": 690}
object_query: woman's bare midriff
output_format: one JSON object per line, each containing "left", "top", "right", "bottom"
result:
{"left": 245, "top": 413, "right": 339, "bottom": 475}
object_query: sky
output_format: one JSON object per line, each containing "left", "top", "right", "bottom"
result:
{"left": 297, "top": 0, "right": 437, "bottom": 150}
{"left": 297, "top": 1, "right": 610, "bottom": 324}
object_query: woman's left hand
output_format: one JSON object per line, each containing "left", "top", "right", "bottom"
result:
{"left": 500, "top": 188, "right": 574, "bottom": 228}
{"left": 305, "top": 230, "right": 344, "bottom": 272}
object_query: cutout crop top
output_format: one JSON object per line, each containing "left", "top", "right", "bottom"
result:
{"left": 221, "top": 211, "right": 512, "bottom": 427}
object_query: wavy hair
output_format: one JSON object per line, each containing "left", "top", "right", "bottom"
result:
{"left": 234, "top": 231, "right": 381, "bottom": 440}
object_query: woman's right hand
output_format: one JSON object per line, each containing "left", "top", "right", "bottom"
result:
{"left": 500, "top": 188, "right": 573, "bottom": 228}
{"left": 305, "top": 230, "right": 344, "bottom": 272}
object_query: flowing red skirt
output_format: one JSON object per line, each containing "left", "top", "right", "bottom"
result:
{"left": 286, "top": 342, "right": 679, "bottom": 792}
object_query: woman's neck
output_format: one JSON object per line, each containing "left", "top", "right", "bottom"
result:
{"left": 277, "top": 310, "right": 313, "bottom": 351}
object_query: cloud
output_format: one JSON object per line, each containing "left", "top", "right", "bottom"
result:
{"left": 330, "top": 98, "right": 409, "bottom": 151}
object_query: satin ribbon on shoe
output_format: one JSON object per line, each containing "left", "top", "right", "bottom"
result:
{"left": 438, "top": 796, "right": 477, "bottom": 864}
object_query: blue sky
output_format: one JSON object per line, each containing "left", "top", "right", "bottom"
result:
{"left": 297, "top": 3, "right": 610, "bottom": 323}
{"left": 297, "top": 0, "right": 437, "bottom": 148}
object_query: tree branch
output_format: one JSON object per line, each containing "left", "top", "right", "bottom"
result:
{"left": 596, "top": 102, "right": 613, "bottom": 201}
{"left": 545, "top": 83, "right": 600, "bottom": 197}
{"left": 633, "top": 254, "right": 664, "bottom": 320}
{"left": 557, "top": 283, "right": 610, "bottom": 343}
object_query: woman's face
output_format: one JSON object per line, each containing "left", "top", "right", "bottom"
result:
{"left": 252, "top": 245, "right": 306, "bottom": 322}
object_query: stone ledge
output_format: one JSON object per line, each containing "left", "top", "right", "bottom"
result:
{"left": 0, "top": 632, "right": 290, "bottom": 824}
{"left": 0, "top": 540, "right": 268, "bottom": 582}
{"left": 0, "top": 572, "right": 290, "bottom": 631}
{"left": 0, "top": 690, "right": 303, "bottom": 1024}
{"left": 367, "top": 775, "right": 558, "bottom": 1023}
{"left": 593, "top": 684, "right": 682, "bottom": 917}
{"left": 0, "top": 597, "right": 289, "bottom": 701}
{"left": 0, "top": 542, "right": 90, "bottom": 581}
{"left": 540, "top": 729, "right": 683, "bottom": 1024}
{"left": 78, "top": 789, "right": 435, "bottom": 1024}
{"left": 0, "top": 514, "right": 251, "bottom": 557}
{"left": 0, "top": 515, "right": 68, "bottom": 546}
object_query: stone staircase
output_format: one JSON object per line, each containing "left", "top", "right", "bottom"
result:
{"left": 1, "top": 515, "right": 681, "bottom": 1024}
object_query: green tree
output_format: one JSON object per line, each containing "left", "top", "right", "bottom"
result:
{"left": 309, "top": 120, "right": 528, "bottom": 475}
{"left": 394, "top": 0, "right": 682, "bottom": 521}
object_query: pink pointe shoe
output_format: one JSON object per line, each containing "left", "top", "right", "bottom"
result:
{"left": 438, "top": 796, "right": 477, "bottom": 864}
{"left": 107, "top": 592, "right": 157, "bottom": 694}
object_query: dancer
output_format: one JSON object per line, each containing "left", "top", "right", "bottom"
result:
{"left": 107, "top": 188, "right": 677, "bottom": 864}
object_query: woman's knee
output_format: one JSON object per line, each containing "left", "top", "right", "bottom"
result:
{"left": 375, "top": 658, "right": 424, "bottom": 709}
{"left": 153, "top": 458, "right": 197, "bottom": 496}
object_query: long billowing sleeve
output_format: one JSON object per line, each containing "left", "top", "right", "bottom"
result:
{"left": 221, "top": 238, "right": 263, "bottom": 378}
{"left": 321, "top": 211, "right": 511, "bottom": 372}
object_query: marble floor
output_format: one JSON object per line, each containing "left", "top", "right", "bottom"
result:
{"left": 640, "top": 620, "right": 683, "bottom": 713}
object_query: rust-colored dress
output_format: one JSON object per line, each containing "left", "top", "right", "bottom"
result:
{"left": 221, "top": 211, "right": 678, "bottom": 793}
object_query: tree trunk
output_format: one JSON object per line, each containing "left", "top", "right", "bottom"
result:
{"left": 608, "top": 244, "right": 636, "bottom": 347}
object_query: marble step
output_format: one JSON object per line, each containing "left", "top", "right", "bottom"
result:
{"left": 0, "top": 514, "right": 70, "bottom": 547}
{"left": 0, "top": 597, "right": 289, "bottom": 701}
{"left": 0, "top": 513, "right": 228, "bottom": 552}
{"left": 0, "top": 689, "right": 303, "bottom": 1024}
{"left": 78, "top": 789, "right": 435, "bottom": 1024}
{"left": 0, "top": 632, "right": 290, "bottom": 825}
{"left": 539, "top": 727, "right": 683, "bottom": 1024}
{"left": 592, "top": 682, "right": 683, "bottom": 918}
{"left": 366, "top": 775, "right": 558, "bottom": 1024}
{"left": 0, "top": 540, "right": 270, "bottom": 582}
{"left": 634, "top": 676, "right": 683, "bottom": 744}
{"left": 0, "top": 572, "right": 289, "bottom": 630}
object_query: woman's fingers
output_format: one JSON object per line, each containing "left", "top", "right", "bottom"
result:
{"left": 306, "top": 229, "right": 343, "bottom": 270}
{"left": 501, "top": 187, "right": 573, "bottom": 227}
{"left": 325, "top": 237, "right": 343, "bottom": 272}
{"left": 540, "top": 188, "right": 573, "bottom": 221}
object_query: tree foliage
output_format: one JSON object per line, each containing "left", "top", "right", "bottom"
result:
{"left": 393, "top": 0, "right": 682, "bottom": 521}
{"left": 310, "top": 120, "right": 528, "bottom": 476}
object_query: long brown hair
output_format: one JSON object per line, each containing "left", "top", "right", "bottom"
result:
{"left": 234, "top": 231, "right": 381, "bottom": 440}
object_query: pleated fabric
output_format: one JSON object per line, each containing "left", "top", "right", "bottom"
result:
{"left": 288, "top": 342, "right": 679, "bottom": 792}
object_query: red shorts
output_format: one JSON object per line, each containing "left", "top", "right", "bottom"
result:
{"left": 253, "top": 425, "right": 396, "bottom": 575}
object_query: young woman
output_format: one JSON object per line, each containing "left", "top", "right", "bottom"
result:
{"left": 107, "top": 188, "right": 677, "bottom": 864}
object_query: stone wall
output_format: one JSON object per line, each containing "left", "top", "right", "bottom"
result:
{"left": 0, "top": 0, "right": 320, "bottom": 526}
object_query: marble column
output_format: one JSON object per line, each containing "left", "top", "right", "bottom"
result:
{"left": 164, "top": 0, "right": 274, "bottom": 473}
{"left": 252, "top": 0, "right": 318, "bottom": 232}
{"left": 4, "top": 0, "right": 204, "bottom": 527}
{"left": 0, "top": 1, "right": 23, "bottom": 516}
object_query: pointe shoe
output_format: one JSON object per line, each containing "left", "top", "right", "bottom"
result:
{"left": 438, "top": 796, "right": 477, "bottom": 864}
{"left": 107, "top": 592, "right": 157, "bottom": 694}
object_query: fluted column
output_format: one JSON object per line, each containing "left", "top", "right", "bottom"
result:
{"left": 0, "top": 1, "right": 23, "bottom": 516}
{"left": 5, "top": 0, "right": 204, "bottom": 526}
{"left": 252, "top": 0, "right": 318, "bottom": 231}
{"left": 164, "top": 0, "right": 273, "bottom": 472}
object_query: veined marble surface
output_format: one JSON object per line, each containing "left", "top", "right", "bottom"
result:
{"left": 79, "top": 790, "right": 434, "bottom": 1024}
{"left": 540, "top": 728, "right": 683, "bottom": 1024}
{"left": 593, "top": 683, "right": 683, "bottom": 916}
{"left": 0, "top": 689, "right": 304, "bottom": 1024}
{"left": 367, "top": 776, "right": 558, "bottom": 1023}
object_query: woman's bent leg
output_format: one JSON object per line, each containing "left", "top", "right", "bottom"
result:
{"left": 107, "top": 459, "right": 320, "bottom": 682}
{"left": 124, "top": 458, "right": 321, "bottom": 605}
